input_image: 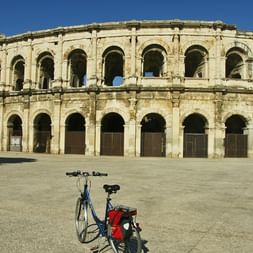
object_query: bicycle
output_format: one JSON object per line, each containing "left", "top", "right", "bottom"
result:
{"left": 66, "top": 170, "right": 142, "bottom": 253}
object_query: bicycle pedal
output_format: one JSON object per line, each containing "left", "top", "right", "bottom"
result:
{"left": 90, "top": 245, "right": 99, "bottom": 253}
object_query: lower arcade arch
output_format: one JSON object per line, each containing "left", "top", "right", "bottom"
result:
{"left": 183, "top": 113, "right": 208, "bottom": 157}
{"left": 224, "top": 115, "right": 248, "bottom": 157}
{"left": 7, "top": 115, "right": 23, "bottom": 151}
{"left": 65, "top": 113, "right": 86, "bottom": 154}
{"left": 140, "top": 113, "right": 166, "bottom": 157}
{"left": 100, "top": 113, "right": 124, "bottom": 156}
{"left": 33, "top": 113, "right": 51, "bottom": 153}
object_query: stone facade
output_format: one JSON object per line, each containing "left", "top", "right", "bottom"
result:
{"left": 1, "top": 20, "right": 253, "bottom": 158}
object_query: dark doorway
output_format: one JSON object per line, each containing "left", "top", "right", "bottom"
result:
{"left": 101, "top": 113, "right": 124, "bottom": 156}
{"left": 141, "top": 113, "right": 166, "bottom": 157}
{"left": 225, "top": 115, "right": 247, "bottom": 157}
{"left": 65, "top": 113, "right": 86, "bottom": 154}
{"left": 8, "top": 115, "right": 23, "bottom": 151}
{"left": 183, "top": 114, "right": 208, "bottom": 157}
{"left": 33, "top": 113, "right": 51, "bottom": 153}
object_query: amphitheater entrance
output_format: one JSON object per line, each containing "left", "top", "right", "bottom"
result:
{"left": 7, "top": 115, "right": 22, "bottom": 151}
{"left": 183, "top": 113, "right": 208, "bottom": 157}
{"left": 225, "top": 115, "right": 248, "bottom": 157}
{"left": 141, "top": 113, "right": 166, "bottom": 157}
{"left": 65, "top": 113, "right": 86, "bottom": 154}
{"left": 100, "top": 113, "right": 124, "bottom": 156}
{"left": 33, "top": 113, "right": 51, "bottom": 153}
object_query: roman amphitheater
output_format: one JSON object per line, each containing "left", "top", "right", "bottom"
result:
{"left": 0, "top": 20, "right": 253, "bottom": 158}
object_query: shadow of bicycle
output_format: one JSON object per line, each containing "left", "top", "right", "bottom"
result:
{"left": 81, "top": 223, "right": 149, "bottom": 253}
{"left": 0, "top": 157, "right": 37, "bottom": 164}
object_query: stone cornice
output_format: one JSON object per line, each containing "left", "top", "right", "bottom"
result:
{"left": 0, "top": 19, "right": 239, "bottom": 44}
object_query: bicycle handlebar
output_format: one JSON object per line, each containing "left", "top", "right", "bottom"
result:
{"left": 66, "top": 171, "right": 108, "bottom": 177}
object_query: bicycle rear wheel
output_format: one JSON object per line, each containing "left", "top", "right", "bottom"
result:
{"left": 109, "top": 225, "right": 142, "bottom": 253}
{"left": 75, "top": 197, "right": 88, "bottom": 243}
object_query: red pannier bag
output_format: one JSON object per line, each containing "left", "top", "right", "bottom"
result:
{"left": 108, "top": 205, "right": 137, "bottom": 240}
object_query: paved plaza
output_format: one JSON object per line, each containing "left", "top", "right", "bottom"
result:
{"left": 0, "top": 153, "right": 253, "bottom": 253}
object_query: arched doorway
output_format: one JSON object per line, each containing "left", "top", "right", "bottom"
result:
{"left": 100, "top": 113, "right": 124, "bottom": 156}
{"left": 7, "top": 115, "right": 22, "bottom": 151}
{"left": 183, "top": 113, "right": 208, "bottom": 157}
{"left": 65, "top": 113, "right": 86, "bottom": 154}
{"left": 225, "top": 115, "right": 247, "bottom": 157}
{"left": 33, "top": 113, "right": 51, "bottom": 153}
{"left": 141, "top": 113, "right": 166, "bottom": 157}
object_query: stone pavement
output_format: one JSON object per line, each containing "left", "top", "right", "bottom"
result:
{"left": 0, "top": 153, "right": 253, "bottom": 253}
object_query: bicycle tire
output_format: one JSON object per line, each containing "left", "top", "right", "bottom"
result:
{"left": 75, "top": 197, "right": 88, "bottom": 243}
{"left": 109, "top": 225, "right": 142, "bottom": 253}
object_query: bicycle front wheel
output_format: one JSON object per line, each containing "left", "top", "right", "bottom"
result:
{"left": 109, "top": 225, "right": 142, "bottom": 253}
{"left": 75, "top": 197, "right": 88, "bottom": 243}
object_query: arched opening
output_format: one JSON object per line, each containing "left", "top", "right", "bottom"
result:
{"left": 183, "top": 113, "right": 208, "bottom": 157}
{"left": 37, "top": 53, "right": 54, "bottom": 89}
{"left": 226, "top": 50, "right": 244, "bottom": 79}
{"left": 100, "top": 113, "right": 124, "bottom": 156}
{"left": 68, "top": 49, "right": 87, "bottom": 87}
{"left": 103, "top": 47, "right": 124, "bottom": 86}
{"left": 65, "top": 113, "right": 86, "bottom": 154}
{"left": 141, "top": 113, "right": 166, "bottom": 157}
{"left": 225, "top": 115, "right": 247, "bottom": 157}
{"left": 142, "top": 45, "right": 166, "bottom": 77}
{"left": 11, "top": 56, "right": 25, "bottom": 91}
{"left": 185, "top": 46, "right": 208, "bottom": 78}
{"left": 7, "top": 115, "right": 22, "bottom": 151}
{"left": 33, "top": 113, "right": 51, "bottom": 153}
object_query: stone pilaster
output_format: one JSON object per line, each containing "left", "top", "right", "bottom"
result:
{"left": 87, "top": 29, "right": 97, "bottom": 86}
{"left": 85, "top": 92, "right": 96, "bottom": 156}
{"left": 172, "top": 91, "right": 180, "bottom": 158}
{"left": 51, "top": 92, "right": 61, "bottom": 154}
{"left": 52, "top": 34, "right": 63, "bottom": 88}
{"left": 23, "top": 39, "right": 33, "bottom": 90}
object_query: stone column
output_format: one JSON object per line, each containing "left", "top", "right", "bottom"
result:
{"left": 22, "top": 94, "right": 30, "bottom": 152}
{"left": 95, "top": 122, "right": 101, "bottom": 156}
{"left": 51, "top": 94, "right": 61, "bottom": 154}
{"left": 207, "top": 127, "right": 215, "bottom": 158}
{"left": 165, "top": 125, "right": 172, "bottom": 157}
{"left": 214, "top": 92, "right": 225, "bottom": 158}
{"left": 135, "top": 124, "right": 142, "bottom": 157}
{"left": 87, "top": 29, "right": 97, "bottom": 86}
{"left": 59, "top": 123, "right": 65, "bottom": 154}
{"left": 171, "top": 91, "right": 180, "bottom": 158}
{"left": 127, "top": 94, "right": 137, "bottom": 156}
{"left": 23, "top": 39, "right": 33, "bottom": 90}
{"left": 85, "top": 92, "right": 96, "bottom": 156}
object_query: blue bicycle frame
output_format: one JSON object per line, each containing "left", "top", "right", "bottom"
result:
{"left": 82, "top": 182, "right": 113, "bottom": 237}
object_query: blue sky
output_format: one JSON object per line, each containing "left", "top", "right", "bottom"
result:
{"left": 1, "top": 0, "right": 253, "bottom": 36}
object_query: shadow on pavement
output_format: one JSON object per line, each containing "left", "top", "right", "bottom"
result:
{"left": 0, "top": 157, "right": 37, "bottom": 164}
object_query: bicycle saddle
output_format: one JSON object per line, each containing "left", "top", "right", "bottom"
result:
{"left": 103, "top": 184, "right": 120, "bottom": 194}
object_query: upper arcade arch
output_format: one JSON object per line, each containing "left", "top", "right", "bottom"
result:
{"left": 11, "top": 55, "right": 25, "bottom": 91}
{"left": 102, "top": 46, "right": 125, "bottom": 86}
{"left": 142, "top": 44, "right": 167, "bottom": 77}
{"left": 184, "top": 45, "right": 208, "bottom": 78}
{"left": 36, "top": 52, "right": 55, "bottom": 89}
{"left": 67, "top": 49, "right": 87, "bottom": 87}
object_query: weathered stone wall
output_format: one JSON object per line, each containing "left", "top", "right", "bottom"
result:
{"left": 0, "top": 20, "right": 253, "bottom": 158}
